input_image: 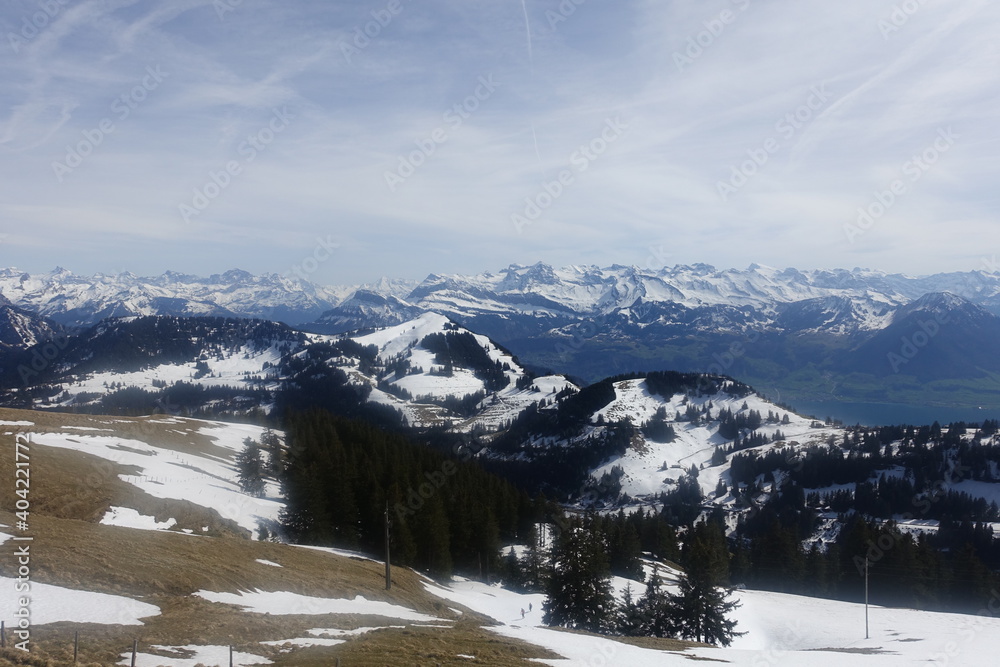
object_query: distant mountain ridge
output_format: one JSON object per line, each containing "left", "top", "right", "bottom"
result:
{"left": 3, "top": 263, "right": 1000, "bottom": 332}
{"left": 3, "top": 263, "right": 1000, "bottom": 411}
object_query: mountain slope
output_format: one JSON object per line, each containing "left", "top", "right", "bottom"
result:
{"left": 849, "top": 292, "right": 1000, "bottom": 380}
{"left": 0, "top": 313, "right": 576, "bottom": 433}
{"left": 300, "top": 263, "right": 1000, "bottom": 411}
{"left": 0, "top": 305, "right": 62, "bottom": 351}
{"left": 0, "top": 408, "right": 559, "bottom": 666}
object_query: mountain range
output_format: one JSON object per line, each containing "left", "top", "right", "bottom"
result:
{"left": 3, "top": 263, "right": 1000, "bottom": 412}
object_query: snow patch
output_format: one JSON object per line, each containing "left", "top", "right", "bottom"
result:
{"left": 0, "top": 576, "right": 159, "bottom": 625}
{"left": 194, "top": 589, "right": 439, "bottom": 622}
{"left": 101, "top": 506, "right": 177, "bottom": 531}
{"left": 119, "top": 645, "right": 271, "bottom": 666}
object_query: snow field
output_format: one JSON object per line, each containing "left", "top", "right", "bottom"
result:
{"left": 26, "top": 419, "right": 281, "bottom": 538}
{"left": 0, "top": 576, "right": 159, "bottom": 626}
{"left": 42, "top": 341, "right": 286, "bottom": 409}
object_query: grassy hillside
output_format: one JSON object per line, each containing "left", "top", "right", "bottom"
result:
{"left": 0, "top": 408, "right": 560, "bottom": 666}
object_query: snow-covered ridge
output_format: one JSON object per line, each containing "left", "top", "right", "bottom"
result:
{"left": 4, "top": 263, "right": 1000, "bottom": 333}
{"left": 23, "top": 311, "right": 575, "bottom": 432}
{"left": 386, "top": 262, "right": 1000, "bottom": 317}
{"left": 346, "top": 312, "right": 576, "bottom": 430}
{"left": 0, "top": 267, "right": 365, "bottom": 327}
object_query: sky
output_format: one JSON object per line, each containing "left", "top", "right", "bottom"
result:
{"left": 1, "top": 0, "right": 998, "bottom": 286}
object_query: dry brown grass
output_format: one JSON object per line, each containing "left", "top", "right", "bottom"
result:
{"left": 0, "top": 407, "right": 705, "bottom": 666}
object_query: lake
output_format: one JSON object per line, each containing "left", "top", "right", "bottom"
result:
{"left": 790, "top": 401, "right": 1000, "bottom": 428}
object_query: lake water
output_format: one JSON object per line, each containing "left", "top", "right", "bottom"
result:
{"left": 790, "top": 401, "right": 1000, "bottom": 428}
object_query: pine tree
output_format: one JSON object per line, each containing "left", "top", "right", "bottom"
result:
{"left": 523, "top": 523, "right": 546, "bottom": 592}
{"left": 667, "top": 571, "right": 743, "bottom": 645}
{"left": 636, "top": 567, "right": 674, "bottom": 637}
{"left": 260, "top": 428, "right": 283, "bottom": 476}
{"left": 616, "top": 583, "right": 647, "bottom": 636}
{"left": 669, "top": 519, "right": 744, "bottom": 646}
{"left": 543, "top": 519, "right": 615, "bottom": 633}
{"left": 236, "top": 437, "right": 267, "bottom": 497}
{"left": 501, "top": 546, "right": 527, "bottom": 592}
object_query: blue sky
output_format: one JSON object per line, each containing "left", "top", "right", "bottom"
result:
{"left": 1, "top": 0, "right": 997, "bottom": 285}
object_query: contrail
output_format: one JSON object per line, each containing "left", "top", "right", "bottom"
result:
{"left": 520, "top": 1, "right": 542, "bottom": 176}
{"left": 520, "top": 0, "right": 533, "bottom": 69}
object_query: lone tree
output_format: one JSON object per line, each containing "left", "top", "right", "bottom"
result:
{"left": 236, "top": 437, "right": 267, "bottom": 497}
{"left": 543, "top": 516, "right": 616, "bottom": 633}
{"left": 669, "top": 519, "right": 744, "bottom": 646}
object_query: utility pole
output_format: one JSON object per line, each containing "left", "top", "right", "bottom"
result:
{"left": 384, "top": 500, "right": 392, "bottom": 590}
{"left": 864, "top": 556, "right": 869, "bottom": 640}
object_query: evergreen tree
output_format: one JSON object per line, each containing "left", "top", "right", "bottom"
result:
{"left": 523, "top": 523, "right": 547, "bottom": 592}
{"left": 667, "top": 571, "right": 743, "bottom": 646}
{"left": 543, "top": 518, "right": 616, "bottom": 633}
{"left": 608, "top": 509, "right": 645, "bottom": 580}
{"left": 260, "top": 428, "right": 283, "bottom": 476}
{"left": 636, "top": 567, "right": 675, "bottom": 637}
{"left": 500, "top": 546, "right": 527, "bottom": 592}
{"left": 616, "top": 583, "right": 648, "bottom": 637}
{"left": 236, "top": 437, "right": 267, "bottom": 497}
{"left": 670, "top": 519, "right": 743, "bottom": 646}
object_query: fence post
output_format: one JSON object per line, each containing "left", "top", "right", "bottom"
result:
{"left": 131, "top": 639, "right": 138, "bottom": 667}
{"left": 230, "top": 644, "right": 234, "bottom": 667}
{"left": 1, "top": 620, "right": 5, "bottom": 648}
{"left": 74, "top": 631, "right": 79, "bottom": 663}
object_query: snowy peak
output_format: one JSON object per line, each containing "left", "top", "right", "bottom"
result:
{"left": 0, "top": 268, "right": 347, "bottom": 327}
{"left": 308, "top": 263, "right": 1000, "bottom": 337}
{"left": 6, "top": 263, "right": 1000, "bottom": 335}
{"left": 319, "top": 289, "right": 425, "bottom": 333}
{"left": 350, "top": 312, "right": 575, "bottom": 430}
{"left": 773, "top": 295, "right": 892, "bottom": 334}
{"left": 354, "top": 312, "right": 455, "bottom": 360}
{"left": 893, "top": 291, "right": 991, "bottom": 326}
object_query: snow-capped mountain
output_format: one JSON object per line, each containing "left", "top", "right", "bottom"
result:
{"left": 4, "top": 262, "right": 1000, "bottom": 411}
{"left": 5, "top": 263, "right": 1000, "bottom": 334}
{"left": 310, "top": 262, "right": 1000, "bottom": 334}
{"left": 347, "top": 312, "right": 575, "bottom": 431}
{"left": 0, "top": 267, "right": 358, "bottom": 328}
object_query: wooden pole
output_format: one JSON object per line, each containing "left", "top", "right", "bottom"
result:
{"left": 385, "top": 500, "right": 392, "bottom": 590}
{"left": 229, "top": 644, "right": 234, "bottom": 667}
{"left": 74, "top": 631, "right": 79, "bottom": 663}
{"left": 1, "top": 620, "right": 5, "bottom": 648}
{"left": 131, "top": 639, "right": 138, "bottom": 667}
{"left": 865, "top": 556, "right": 870, "bottom": 640}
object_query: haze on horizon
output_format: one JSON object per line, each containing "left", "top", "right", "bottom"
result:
{"left": 1, "top": 0, "right": 997, "bottom": 285}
